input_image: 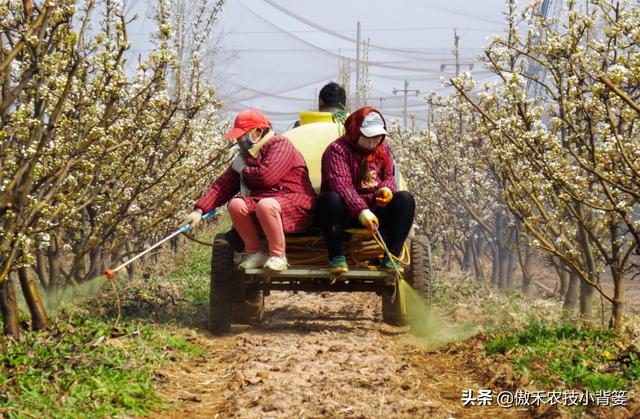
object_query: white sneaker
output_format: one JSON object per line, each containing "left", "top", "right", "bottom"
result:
{"left": 263, "top": 256, "right": 288, "bottom": 272}
{"left": 239, "top": 251, "right": 269, "bottom": 269}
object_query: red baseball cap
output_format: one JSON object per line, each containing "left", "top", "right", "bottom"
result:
{"left": 224, "top": 109, "right": 271, "bottom": 139}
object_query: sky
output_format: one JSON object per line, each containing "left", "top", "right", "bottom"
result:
{"left": 124, "top": 0, "right": 518, "bottom": 131}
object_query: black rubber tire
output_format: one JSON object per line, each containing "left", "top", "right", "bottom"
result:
{"left": 232, "top": 286, "right": 265, "bottom": 324}
{"left": 409, "top": 236, "right": 433, "bottom": 308}
{"left": 209, "top": 234, "right": 233, "bottom": 335}
{"left": 382, "top": 236, "right": 432, "bottom": 326}
{"left": 381, "top": 288, "right": 405, "bottom": 326}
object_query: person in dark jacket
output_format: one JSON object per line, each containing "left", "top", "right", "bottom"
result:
{"left": 317, "top": 107, "right": 415, "bottom": 274}
{"left": 184, "top": 109, "right": 316, "bottom": 272}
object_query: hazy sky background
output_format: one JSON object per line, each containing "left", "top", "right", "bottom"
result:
{"left": 124, "top": 0, "right": 513, "bottom": 130}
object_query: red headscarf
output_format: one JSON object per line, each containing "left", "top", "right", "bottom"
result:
{"left": 341, "top": 106, "right": 392, "bottom": 179}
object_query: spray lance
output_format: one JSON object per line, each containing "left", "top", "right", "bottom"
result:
{"left": 103, "top": 210, "right": 217, "bottom": 280}
{"left": 370, "top": 223, "right": 408, "bottom": 317}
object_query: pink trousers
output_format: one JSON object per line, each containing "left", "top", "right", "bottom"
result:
{"left": 227, "top": 198, "right": 285, "bottom": 257}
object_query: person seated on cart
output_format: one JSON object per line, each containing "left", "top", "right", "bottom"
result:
{"left": 294, "top": 82, "right": 349, "bottom": 128}
{"left": 184, "top": 109, "right": 316, "bottom": 272}
{"left": 317, "top": 107, "right": 415, "bottom": 274}
{"left": 318, "top": 82, "right": 349, "bottom": 124}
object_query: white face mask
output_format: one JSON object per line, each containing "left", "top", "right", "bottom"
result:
{"left": 357, "top": 135, "right": 382, "bottom": 151}
{"left": 237, "top": 129, "right": 261, "bottom": 151}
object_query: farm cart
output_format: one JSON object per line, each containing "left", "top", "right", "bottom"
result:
{"left": 208, "top": 121, "right": 432, "bottom": 334}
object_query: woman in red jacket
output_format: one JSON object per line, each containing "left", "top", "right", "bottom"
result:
{"left": 318, "top": 107, "right": 415, "bottom": 274}
{"left": 184, "top": 109, "right": 316, "bottom": 272}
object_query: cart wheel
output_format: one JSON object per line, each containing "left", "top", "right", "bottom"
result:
{"left": 209, "top": 234, "right": 233, "bottom": 334}
{"left": 382, "top": 236, "right": 432, "bottom": 325}
{"left": 408, "top": 236, "right": 432, "bottom": 308}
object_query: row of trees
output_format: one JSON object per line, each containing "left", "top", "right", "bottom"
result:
{"left": 2, "top": 0, "right": 637, "bottom": 336}
{"left": 0, "top": 0, "right": 229, "bottom": 337}
{"left": 391, "top": 0, "right": 639, "bottom": 329}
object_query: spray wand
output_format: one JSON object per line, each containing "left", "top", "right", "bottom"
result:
{"left": 103, "top": 210, "right": 217, "bottom": 280}
{"left": 371, "top": 223, "right": 408, "bottom": 317}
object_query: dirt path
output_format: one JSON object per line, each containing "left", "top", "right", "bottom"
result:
{"left": 153, "top": 292, "right": 531, "bottom": 418}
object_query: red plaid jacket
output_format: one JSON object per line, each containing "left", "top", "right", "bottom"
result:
{"left": 321, "top": 107, "right": 397, "bottom": 218}
{"left": 195, "top": 135, "right": 316, "bottom": 232}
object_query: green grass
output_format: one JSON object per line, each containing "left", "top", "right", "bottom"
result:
{"left": 0, "top": 220, "right": 228, "bottom": 417}
{"left": 430, "top": 272, "right": 639, "bottom": 397}
{"left": 169, "top": 230, "right": 215, "bottom": 307}
{"left": 486, "top": 321, "right": 639, "bottom": 392}
{"left": 0, "top": 316, "right": 206, "bottom": 417}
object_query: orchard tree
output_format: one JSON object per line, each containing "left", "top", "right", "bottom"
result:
{"left": 390, "top": 92, "right": 525, "bottom": 289}
{"left": 0, "top": 0, "right": 228, "bottom": 336}
{"left": 453, "top": 0, "right": 639, "bottom": 329}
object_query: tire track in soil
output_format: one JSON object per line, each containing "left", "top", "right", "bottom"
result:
{"left": 153, "top": 292, "right": 531, "bottom": 418}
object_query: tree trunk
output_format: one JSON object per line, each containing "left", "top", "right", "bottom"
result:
{"left": 71, "top": 253, "right": 87, "bottom": 283}
{"left": 89, "top": 247, "right": 104, "bottom": 280}
{"left": 494, "top": 211, "right": 510, "bottom": 288}
{"left": 0, "top": 276, "right": 20, "bottom": 338}
{"left": 462, "top": 237, "right": 473, "bottom": 272}
{"left": 608, "top": 221, "right": 624, "bottom": 331}
{"left": 471, "top": 236, "right": 485, "bottom": 281}
{"left": 35, "top": 248, "right": 50, "bottom": 290}
{"left": 498, "top": 244, "right": 509, "bottom": 289}
{"left": 18, "top": 267, "right": 47, "bottom": 330}
{"left": 171, "top": 236, "right": 180, "bottom": 253}
{"left": 47, "top": 237, "right": 63, "bottom": 306}
{"left": 563, "top": 272, "right": 579, "bottom": 311}
{"left": 516, "top": 229, "right": 533, "bottom": 294}
{"left": 575, "top": 204, "right": 596, "bottom": 317}
{"left": 552, "top": 258, "right": 570, "bottom": 297}
{"left": 149, "top": 236, "right": 160, "bottom": 265}
{"left": 506, "top": 244, "right": 516, "bottom": 289}
{"left": 443, "top": 240, "right": 453, "bottom": 272}
{"left": 452, "top": 243, "right": 464, "bottom": 271}
{"left": 47, "top": 237, "right": 61, "bottom": 290}
{"left": 491, "top": 243, "right": 499, "bottom": 285}
{"left": 559, "top": 269, "right": 569, "bottom": 296}
{"left": 125, "top": 242, "right": 136, "bottom": 280}
{"left": 610, "top": 269, "right": 624, "bottom": 331}
{"left": 107, "top": 244, "right": 124, "bottom": 278}
{"left": 579, "top": 275, "right": 594, "bottom": 317}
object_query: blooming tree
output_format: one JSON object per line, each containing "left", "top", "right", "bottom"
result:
{"left": 0, "top": 0, "right": 228, "bottom": 336}
{"left": 452, "top": 0, "right": 639, "bottom": 329}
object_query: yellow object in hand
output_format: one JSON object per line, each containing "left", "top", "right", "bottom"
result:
{"left": 358, "top": 209, "right": 379, "bottom": 233}
{"left": 375, "top": 187, "right": 393, "bottom": 207}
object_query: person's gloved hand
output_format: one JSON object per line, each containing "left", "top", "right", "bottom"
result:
{"left": 358, "top": 209, "right": 379, "bottom": 232}
{"left": 375, "top": 187, "right": 393, "bottom": 207}
{"left": 182, "top": 210, "right": 202, "bottom": 227}
{"left": 231, "top": 155, "right": 247, "bottom": 173}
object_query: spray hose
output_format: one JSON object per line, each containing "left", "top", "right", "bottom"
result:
{"left": 103, "top": 210, "right": 217, "bottom": 280}
{"left": 370, "top": 229, "right": 411, "bottom": 266}
{"left": 371, "top": 224, "right": 408, "bottom": 317}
